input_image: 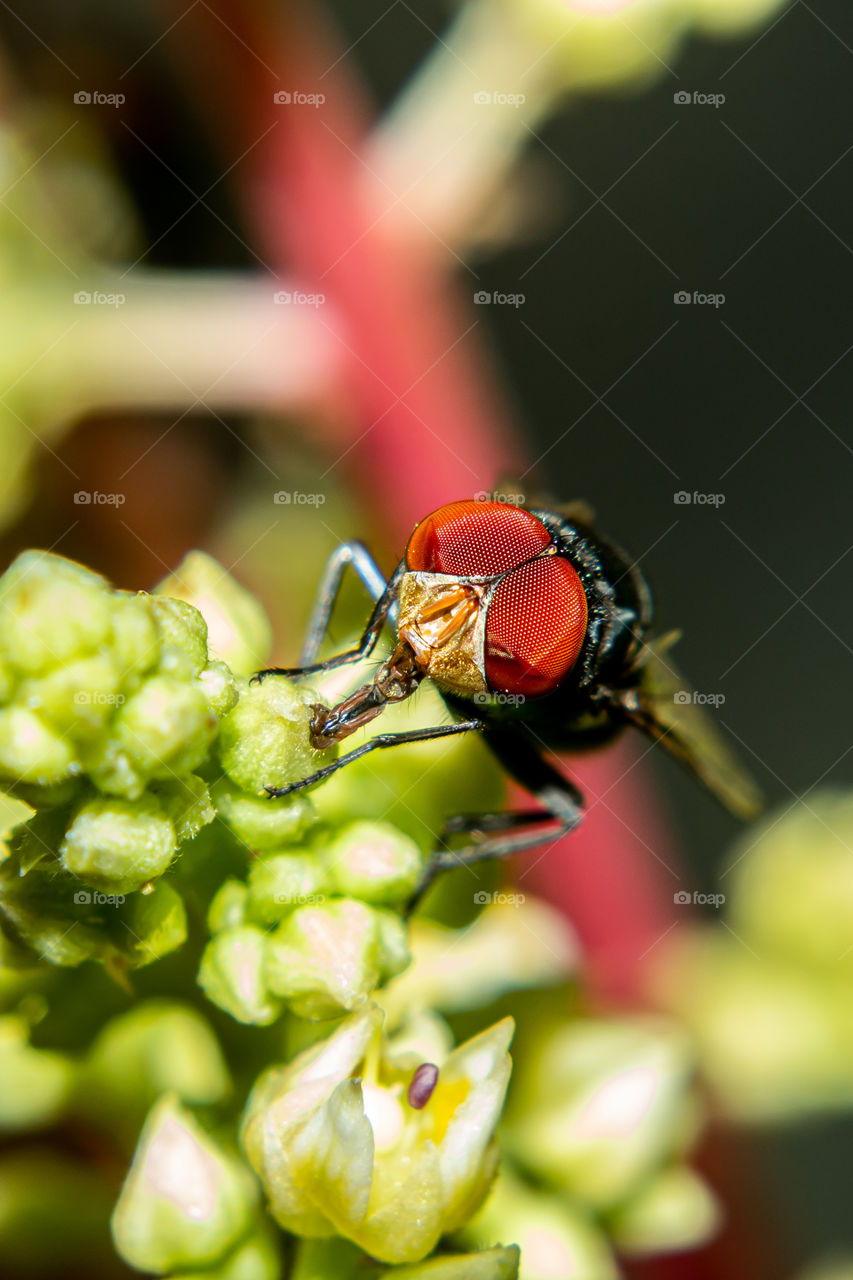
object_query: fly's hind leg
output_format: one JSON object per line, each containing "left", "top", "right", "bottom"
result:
{"left": 411, "top": 730, "right": 584, "bottom": 907}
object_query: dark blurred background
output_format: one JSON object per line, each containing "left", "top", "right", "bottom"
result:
{"left": 0, "top": 1, "right": 851, "bottom": 1272}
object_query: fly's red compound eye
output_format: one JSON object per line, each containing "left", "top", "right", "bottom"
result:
{"left": 484, "top": 557, "right": 587, "bottom": 697}
{"left": 406, "top": 500, "right": 551, "bottom": 577}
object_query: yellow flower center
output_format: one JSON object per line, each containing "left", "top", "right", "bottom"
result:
{"left": 426, "top": 1077, "right": 470, "bottom": 1144}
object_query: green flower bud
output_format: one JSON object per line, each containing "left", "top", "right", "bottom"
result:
{"left": 199, "top": 660, "right": 240, "bottom": 719}
{"left": 156, "top": 552, "right": 272, "bottom": 678}
{"left": 379, "top": 896, "right": 575, "bottom": 1028}
{"left": 246, "top": 853, "right": 328, "bottom": 924}
{"left": 265, "top": 898, "right": 404, "bottom": 1020}
{"left": 199, "top": 926, "right": 282, "bottom": 1026}
{"left": 213, "top": 779, "right": 314, "bottom": 851}
{"left": 0, "top": 1014, "right": 75, "bottom": 1131}
{"left": 78, "top": 1001, "right": 230, "bottom": 1144}
{"left": 0, "top": 789, "right": 33, "bottom": 848}
{"left": 208, "top": 879, "right": 250, "bottom": 933}
{"left": 372, "top": 908, "right": 412, "bottom": 982}
{"left": 728, "top": 791, "right": 853, "bottom": 969}
{"left": 657, "top": 931, "right": 853, "bottom": 1123}
{"left": 0, "top": 551, "right": 111, "bottom": 677}
{"left": 0, "top": 705, "right": 75, "bottom": 785}
{"left": 61, "top": 793, "right": 177, "bottom": 892}
{"left": 112, "top": 1094, "right": 257, "bottom": 1275}
{"left": 462, "top": 1167, "right": 618, "bottom": 1280}
{"left": 0, "top": 852, "right": 115, "bottom": 966}
{"left": 241, "top": 1006, "right": 513, "bottom": 1264}
{"left": 6, "top": 804, "right": 67, "bottom": 873}
{"left": 118, "top": 881, "right": 188, "bottom": 967}
{"left": 323, "top": 821, "right": 424, "bottom": 906}
{"left": 19, "top": 653, "right": 122, "bottom": 738}
{"left": 505, "top": 1018, "right": 694, "bottom": 1210}
{"left": 113, "top": 675, "right": 217, "bottom": 781}
{"left": 149, "top": 596, "right": 209, "bottom": 676}
{"left": 111, "top": 593, "right": 160, "bottom": 677}
{"left": 610, "top": 1164, "right": 720, "bottom": 1256}
{"left": 218, "top": 677, "right": 333, "bottom": 796}
{"left": 9, "top": 776, "right": 81, "bottom": 811}
{"left": 81, "top": 735, "right": 146, "bottom": 799}
{"left": 0, "top": 851, "right": 185, "bottom": 969}
{"left": 152, "top": 775, "right": 216, "bottom": 844}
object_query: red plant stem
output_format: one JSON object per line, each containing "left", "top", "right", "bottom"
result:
{"left": 155, "top": 0, "right": 523, "bottom": 530}
{"left": 152, "top": 0, "right": 679, "bottom": 997}
{"left": 149, "top": 6, "right": 778, "bottom": 1275}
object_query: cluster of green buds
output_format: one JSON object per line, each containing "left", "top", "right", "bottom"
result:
{"left": 0, "top": 543, "right": 729, "bottom": 1280}
{"left": 0, "top": 550, "right": 246, "bottom": 970}
{"left": 371, "top": 897, "right": 715, "bottom": 1275}
{"left": 199, "top": 819, "right": 419, "bottom": 1023}
{"left": 482, "top": 1015, "right": 718, "bottom": 1272}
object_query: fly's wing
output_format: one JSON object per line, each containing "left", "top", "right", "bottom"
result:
{"left": 617, "top": 631, "right": 763, "bottom": 820}
{"left": 491, "top": 477, "right": 596, "bottom": 526}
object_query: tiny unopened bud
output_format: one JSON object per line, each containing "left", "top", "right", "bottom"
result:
{"left": 407, "top": 1062, "right": 439, "bottom": 1110}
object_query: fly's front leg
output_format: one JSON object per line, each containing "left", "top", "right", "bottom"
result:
{"left": 264, "top": 718, "right": 486, "bottom": 798}
{"left": 301, "top": 541, "right": 395, "bottom": 666}
{"left": 252, "top": 556, "right": 405, "bottom": 683}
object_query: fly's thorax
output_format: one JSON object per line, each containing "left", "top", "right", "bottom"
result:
{"left": 397, "top": 571, "right": 492, "bottom": 697}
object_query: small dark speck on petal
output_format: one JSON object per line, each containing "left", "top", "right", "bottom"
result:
{"left": 407, "top": 1062, "right": 439, "bottom": 1109}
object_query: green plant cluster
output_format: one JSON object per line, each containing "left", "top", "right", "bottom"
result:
{"left": 0, "top": 548, "right": 721, "bottom": 1280}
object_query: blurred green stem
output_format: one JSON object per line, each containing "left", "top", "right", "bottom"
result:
{"left": 8, "top": 272, "right": 341, "bottom": 437}
{"left": 368, "top": 0, "right": 564, "bottom": 247}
